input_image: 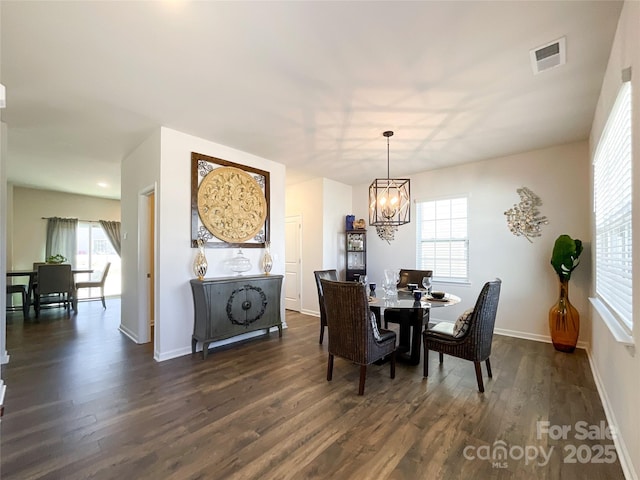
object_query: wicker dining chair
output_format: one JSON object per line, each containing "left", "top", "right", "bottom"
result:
{"left": 384, "top": 269, "right": 433, "bottom": 328}
{"left": 320, "top": 279, "right": 396, "bottom": 395}
{"left": 423, "top": 278, "right": 502, "bottom": 393}
{"left": 313, "top": 269, "right": 338, "bottom": 344}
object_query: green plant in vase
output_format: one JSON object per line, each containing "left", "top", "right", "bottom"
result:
{"left": 46, "top": 254, "right": 67, "bottom": 264}
{"left": 549, "top": 234, "right": 583, "bottom": 352}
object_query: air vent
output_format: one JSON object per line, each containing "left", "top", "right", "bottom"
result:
{"left": 530, "top": 37, "right": 566, "bottom": 74}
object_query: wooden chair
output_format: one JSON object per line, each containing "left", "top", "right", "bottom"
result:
{"left": 313, "top": 269, "right": 338, "bottom": 344}
{"left": 34, "top": 264, "right": 77, "bottom": 317}
{"left": 6, "top": 284, "right": 29, "bottom": 318}
{"left": 75, "top": 262, "right": 111, "bottom": 308}
{"left": 423, "top": 278, "right": 502, "bottom": 393}
{"left": 320, "top": 279, "right": 396, "bottom": 395}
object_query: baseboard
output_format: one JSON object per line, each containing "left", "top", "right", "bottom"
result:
{"left": 494, "top": 327, "right": 588, "bottom": 350}
{"left": 586, "top": 348, "right": 638, "bottom": 480}
{"left": 155, "top": 346, "right": 192, "bottom": 362}
{"left": 155, "top": 325, "right": 289, "bottom": 363}
{"left": 118, "top": 324, "right": 139, "bottom": 343}
{"left": 0, "top": 380, "right": 5, "bottom": 417}
{"left": 301, "top": 308, "right": 319, "bottom": 317}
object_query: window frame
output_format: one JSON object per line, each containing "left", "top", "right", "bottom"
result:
{"left": 592, "top": 80, "right": 633, "bottom": 334}
{"left": 415, "top": 195, "right": 469, "bottom": 284}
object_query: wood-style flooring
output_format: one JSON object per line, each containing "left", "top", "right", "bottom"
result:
{"left": 1, "top": 300, "right": 625, "bottom": 479}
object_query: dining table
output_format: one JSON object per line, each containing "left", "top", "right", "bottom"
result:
{"left": 369, "top": 289, "right": 461, "bottom": 365}
{"left": 7, "top": 267, "right": 94, "bottom": 314}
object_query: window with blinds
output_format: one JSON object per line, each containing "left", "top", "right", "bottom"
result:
{"left": 416, "top": 196, "right": 469, "bottom": 282}
{"left": 594, "top": 81, "right": 632, "bottom": 330}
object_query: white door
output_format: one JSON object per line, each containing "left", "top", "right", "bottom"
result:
{"left": 285, "top": 216, "right": 301, "bottom": 311}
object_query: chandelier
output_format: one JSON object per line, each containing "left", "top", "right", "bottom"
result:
{"left": 368, "top": 131, "right": 411, "bottom": 243}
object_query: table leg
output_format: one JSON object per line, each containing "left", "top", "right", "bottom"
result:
{"left": 371, "top": 306, "right": 428, "bottom": 366}
{"left": 397, "top": 308, "right": 427, "bottom": 366}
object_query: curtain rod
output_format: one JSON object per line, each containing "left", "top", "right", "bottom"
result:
{"left": 41, "top": 217, "right": 101, "bottom": 223}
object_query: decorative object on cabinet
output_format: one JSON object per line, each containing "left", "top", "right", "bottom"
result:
{"left": 353, "top": 218, "right": 366, "bottom": 229}
{"left": 346, "top": 229, "right": 367, "bottom": 282}
{"left": 261, "top": 241, "right": 273, "bottom": 274}
{"left": 368, "top": 131, "right": 410, "bottom": 243}
{"left": 504, "top": 187, "right": 548, "bottom": 242}
{"left": 226, "top": 249, "right": 252, "bottom": 275}
{"left": 192, "top": 238, "right": 208, "bottom": 280}
{"left": 345, "top": 215, "right": 355, "bottom": 231}
{"left": 190, "top": 274, "right": 283, "bottom": 359}
{"left": 191, "top": 152, "right": 270, "bottom": 248}
{"left": 549, "top": 234, "right": 583, "bottom": 353}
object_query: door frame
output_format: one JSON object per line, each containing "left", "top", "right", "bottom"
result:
{"left": 136, "top": 185, "right": 156, "bottom": 355}
{"left": 285, "top": 215, "right": 302, "bottom": 312}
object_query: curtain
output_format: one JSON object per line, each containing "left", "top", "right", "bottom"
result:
{"left": 45, "top": 217, "right": 78, "bottom": 266}
{"left": 99, "top": 220, "right": 122, "bottom": 256}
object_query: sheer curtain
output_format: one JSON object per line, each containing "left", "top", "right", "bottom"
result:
{"left": 99, "top": 220, "right": 121, "bottom": 256}
{"left": 45, "top": 217, "right": 78, "bottom": 266}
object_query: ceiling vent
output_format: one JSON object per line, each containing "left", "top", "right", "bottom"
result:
{"left": 530, "top": 37, "right": 566, "bottom": 75}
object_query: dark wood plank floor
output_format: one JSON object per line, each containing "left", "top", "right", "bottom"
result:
{"left": 1, "top": 301, "right": 625, "bottom": 479}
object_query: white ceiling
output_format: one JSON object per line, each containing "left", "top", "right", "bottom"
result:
{"left": 1, "top": 1, "right": 622, "bottom": 200}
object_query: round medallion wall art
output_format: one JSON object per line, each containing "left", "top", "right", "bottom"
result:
{"left": 197, "top": 166, "right": 268, "bottom": 243}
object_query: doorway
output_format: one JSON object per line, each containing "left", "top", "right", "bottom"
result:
{"left": 136, "top": 186, "right": 155, "bottom": 352}
{"left": 284, "top": 215, "right": 301, "bottom": 311}
{"left": 147, "top": 192, "right": 155, "bottom": 341}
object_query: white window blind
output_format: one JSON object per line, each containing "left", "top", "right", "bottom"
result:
{"left": 416, "top": 197, "right": 468, "bottom": 282}
{"left": 594, "top": 81, "right": 632, "bottom": 329}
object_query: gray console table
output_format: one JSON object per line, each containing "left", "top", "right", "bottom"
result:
{"left": 190, "top": 274, "right": 283, "bottom": 359}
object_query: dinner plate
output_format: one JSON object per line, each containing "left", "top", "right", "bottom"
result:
{"left": 426, "top": 295, "right": 449, "bottom": 302}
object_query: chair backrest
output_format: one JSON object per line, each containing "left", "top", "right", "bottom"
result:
{"left": 99, "top": 262, "right": 112, "bottom": 284}
{"left": 36, "top": 264, "right": 74, "bottom": 295}
{"left": 466, "top": 278, "right": 502, "bottom": 360}
{"left": 397, "top": 269, "right": 433, "bottom": 288}
{"left": 33, "top": 262, "right": 47, "bottom": 270}
{"left": 320, "top": 279, "right": 377, "bottom": 364}
{"left": 313, "top": 269, "right": 338, "bottom": 325}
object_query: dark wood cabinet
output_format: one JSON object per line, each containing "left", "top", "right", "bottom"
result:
{"left": 190, "top": 274, "right": 283, "bottom": 359}
{"left": 346, "top": 230, "right": 367, "bottom": 281}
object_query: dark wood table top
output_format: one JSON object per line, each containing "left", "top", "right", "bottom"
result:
{"left": 7, "top": 268, "right": 93, "bottom": 276}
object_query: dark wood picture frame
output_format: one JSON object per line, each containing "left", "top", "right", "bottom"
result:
{"left": 191, "top": 152, "right": 270, "bottom": 248}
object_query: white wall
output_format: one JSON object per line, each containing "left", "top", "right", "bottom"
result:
{"left": 286, "top": 178, "right": 324, "bottom": 315}
{"left": 122, "top": 127, "right": 286, "bottom": 361}
{"left": 1, "top": 123, "right": 9, "bottom": 370}
{"left": 120, "top": 128, "right": 161, "bottom": 345}
{"left": 354, "top": 141, "right": 591, "bottom": 343}
{"left": 589, "top": 2, "right": 639, "bottom": 479}
{"left": 286, "top": 177, "right": 352, "bottom": 315}
{"left": 9, "top": 186, "right": 120, "bottom": 269}
{"left": 322, "top": 178, "right": 352, "bottom": 278}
